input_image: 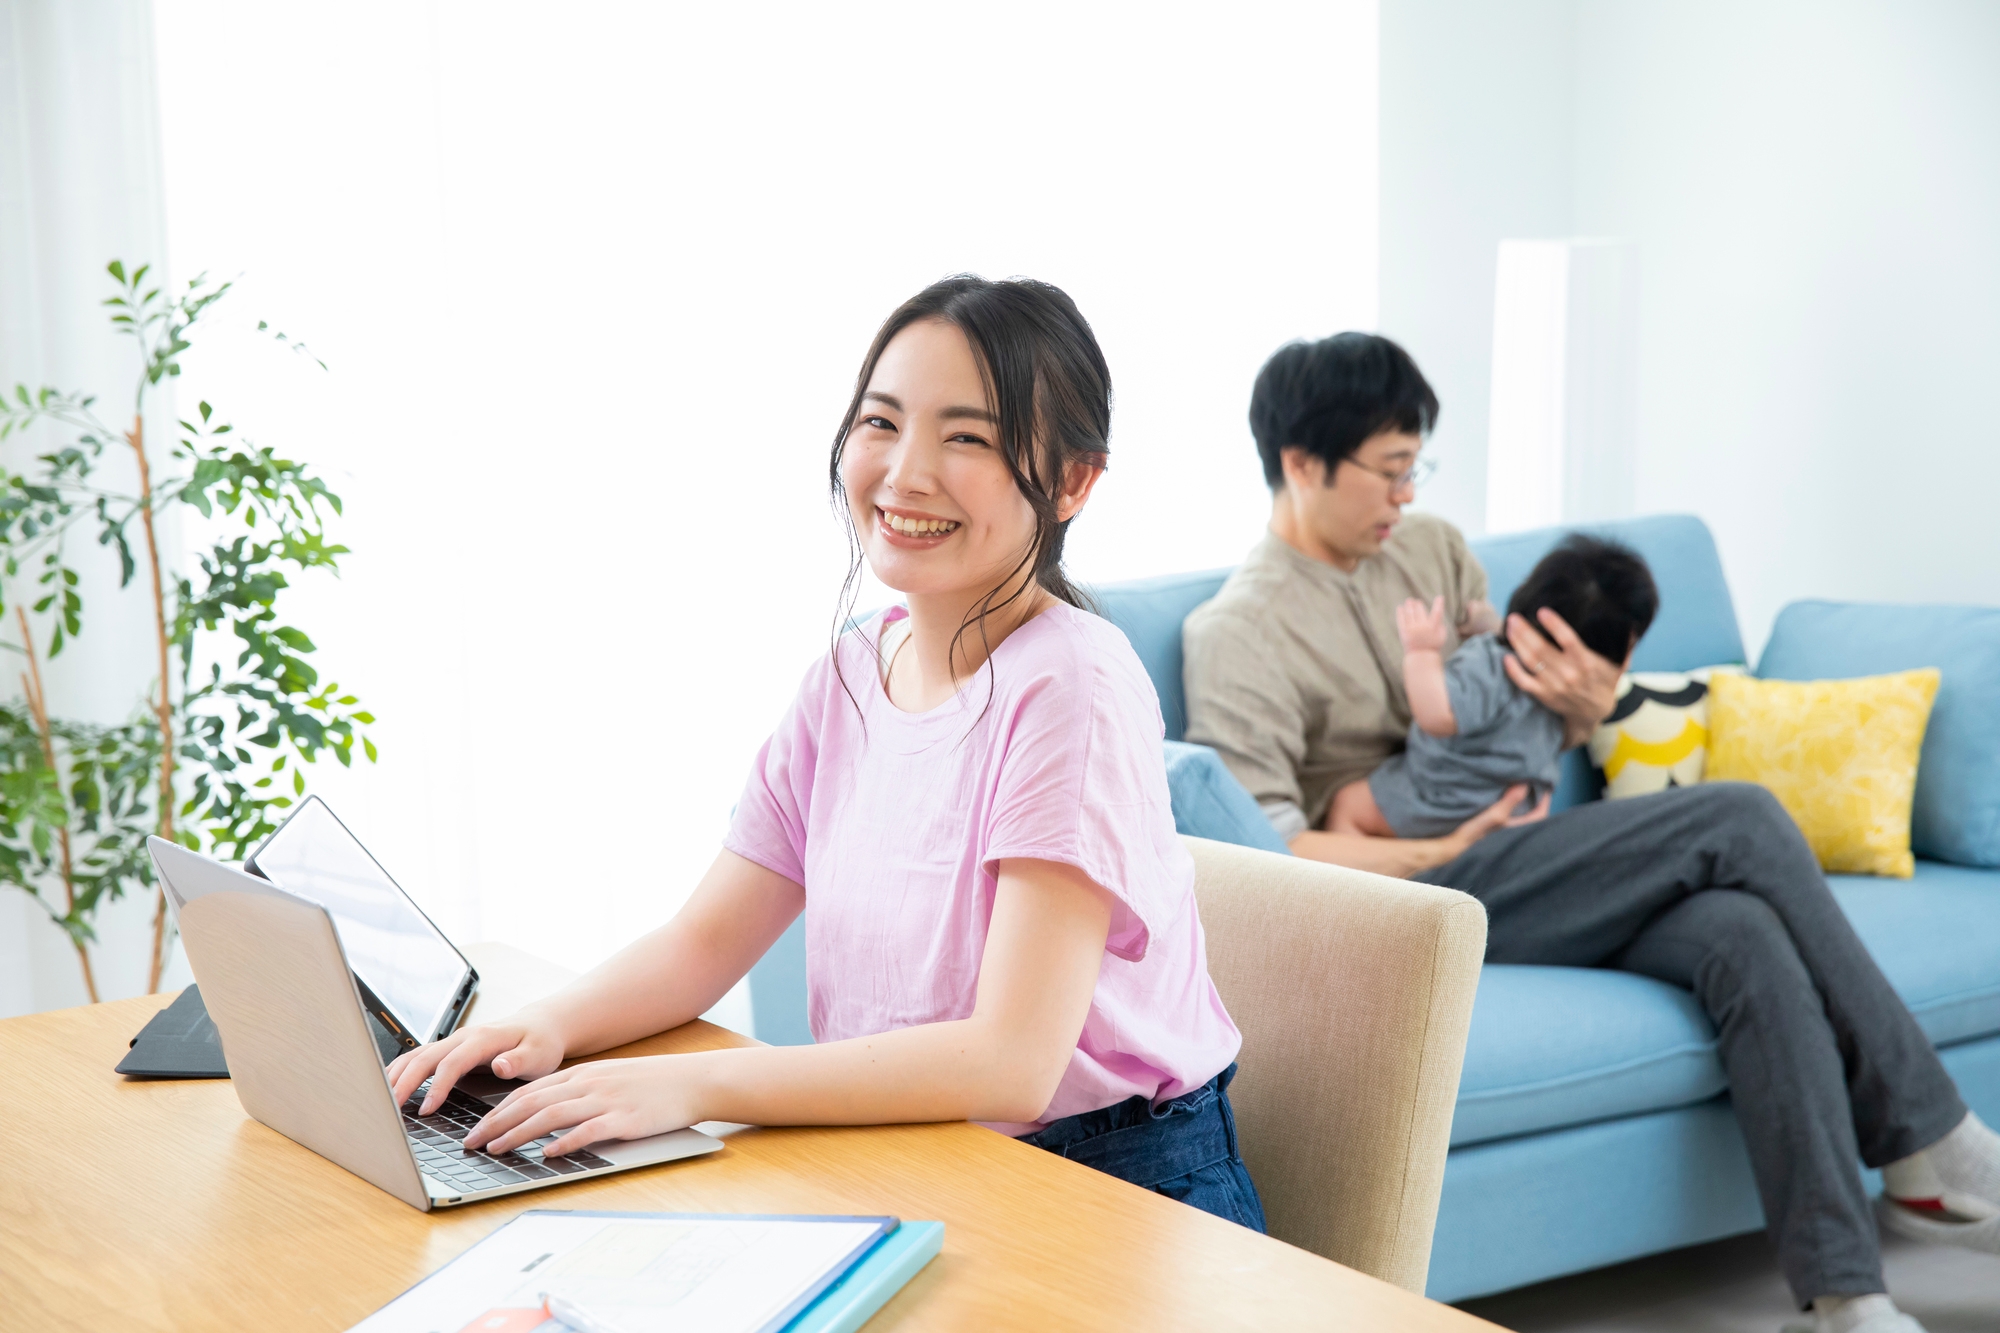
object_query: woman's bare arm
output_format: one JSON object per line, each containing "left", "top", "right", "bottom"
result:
{"left": 462, "top": 857, "right": 1114, "bottom": 1154}
{"left": 389, "top": 849, "right": 802, "bottom": 1111}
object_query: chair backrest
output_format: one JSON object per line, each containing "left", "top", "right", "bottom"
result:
{"left": 1186, "top": 836, "right": 1486, "bottom": 1293}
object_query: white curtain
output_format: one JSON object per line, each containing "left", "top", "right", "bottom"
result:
{"left": 136, "top": 2, "right": 1377, "bottom": 1033}
{"left": 0, "top": 0, "right": 185, "bottom": 1016}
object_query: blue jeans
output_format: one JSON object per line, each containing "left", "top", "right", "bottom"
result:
{"left": 1017, "top": 1064, "right": 1267, "bottom": 1232}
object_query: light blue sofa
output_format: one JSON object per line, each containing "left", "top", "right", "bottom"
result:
{"left": 1090, "top": 513, "right": 2000, "bottom": 1301}
{"left": 746, "top": 513, "right": 2000, "bottom": 1302}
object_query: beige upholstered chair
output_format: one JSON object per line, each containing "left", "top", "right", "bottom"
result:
{"left": 1185, "top": 835, "right": 1487, "bottom": 1294}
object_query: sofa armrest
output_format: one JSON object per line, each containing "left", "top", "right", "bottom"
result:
{"left": 1185, "top": 835, "right": 1487, "bottom": 1293}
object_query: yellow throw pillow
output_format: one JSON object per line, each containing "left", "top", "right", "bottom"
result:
{"left": 1588, "top": 665, "right": 1744, "bottom": 798}
{"left": 1705, "top": 669, "right": 1941, "bottom": 878}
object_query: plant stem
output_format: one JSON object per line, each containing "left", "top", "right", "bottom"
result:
{"left": 130, "top": 413, "right": 175, "bottom": 994}
{"left": 17, "top": 605, "right": 97, "bottom": 1004}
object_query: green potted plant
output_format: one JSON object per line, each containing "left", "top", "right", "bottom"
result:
{"left": 0, "top": 260, "right": 375, "bottom": 999}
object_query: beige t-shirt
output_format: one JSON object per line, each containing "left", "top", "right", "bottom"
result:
{"left": 1181, "top": 513, "right": 1489, "bottom": 840}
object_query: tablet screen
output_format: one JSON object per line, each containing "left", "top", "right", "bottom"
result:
{"left": 248, "top": 798, "right": 468, "bottom": 1043}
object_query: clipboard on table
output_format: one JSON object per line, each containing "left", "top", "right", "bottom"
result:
{"left": 348, "top": 1210, "right": 943, "bottom": 1333}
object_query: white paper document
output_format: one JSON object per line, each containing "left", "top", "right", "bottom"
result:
{"left": 350, "top": 1211, "right": 891, "bottom": 1333}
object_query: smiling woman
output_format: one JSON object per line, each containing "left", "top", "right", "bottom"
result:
{"left": 830, "top": 276, "right": 1109, "bottom": 715}
{"left": 387, "top": 276, "right": 1267, "bottom": 1232}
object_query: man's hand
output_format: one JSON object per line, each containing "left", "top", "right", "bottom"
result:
{"left": 1436, "top": 783, "right": 1541, "bottom": 861}
{"left": 1506, "top": 789, "right": 1553, "bottom": 827}
{"left": 1397, "top": 596, "right": 1451, "bottom": 654}
{"left": 1503, "top": 608, "right": 1622, "bottom": 747}
{"left": 1293, "top": 783, "right": 1542, "bottom": 878}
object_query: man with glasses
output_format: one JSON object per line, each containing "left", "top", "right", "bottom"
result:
{"left": 1183, "top": 332, "right": 1572, "bottom": 867}
{"left": 1181, "top": 333, "right": 1998, "bottom": 1333}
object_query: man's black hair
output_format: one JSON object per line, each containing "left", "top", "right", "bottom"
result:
{"left": 1507, "top": 535, "right": 1660, "bottom": 664}
{"left": 1248, "top": 332, "right": 1439, "bottom": 489}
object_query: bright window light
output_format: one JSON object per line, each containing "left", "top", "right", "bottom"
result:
{"left": 152, "top": 1, "right": 1379, "bottom": 993}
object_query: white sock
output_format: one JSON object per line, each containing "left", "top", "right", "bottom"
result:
{"left": 1814, "top": 1293, "right": 1913, "bottom": 1333}
{"left": 1882, "top": 1112, "right": 2000, "bottom": 1221}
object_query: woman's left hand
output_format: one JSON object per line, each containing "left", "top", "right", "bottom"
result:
{"left": 1502, "top": 607, "right": 1622, "bottom": 747}
{"left": 463, "top": 1055, "right": 702, "bottom": 1157}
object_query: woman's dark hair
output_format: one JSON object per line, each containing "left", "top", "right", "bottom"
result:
{"left": 1248, "top": 332, "right": 1437, "bottom": 489}
{"left": 829, "top": 274, "right": 1111, "bottom": 695}
{"left": 1506, "top": 534, "right": 1660, "bottom": 663}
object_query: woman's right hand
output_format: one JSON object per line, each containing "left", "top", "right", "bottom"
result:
{"left": 387, "top": 1013, "right": 568, "bottom": 1115}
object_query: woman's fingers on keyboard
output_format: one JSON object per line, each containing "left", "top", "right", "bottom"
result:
{"left": 542, "top": 1115, "right": 618, "bottom": 1159}
{"left": 390, "top": 1034, "right": 461, "bottom": 1109}
{"left": 419, "top": 1033, "right": 507, "bottom": 1114}
{"left": 467, "top": 1070, "right": 574, "bottom": 1149}
{"left": 483, "top": 1098, "right": 599, "bottom": 1156}
{"left": 397, "top": 1022, "right": 553, "bottom": 1114}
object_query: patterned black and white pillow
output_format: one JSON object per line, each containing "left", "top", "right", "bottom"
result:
{"left": 1586, "top": 666, "right": 1744, "bottom": 799}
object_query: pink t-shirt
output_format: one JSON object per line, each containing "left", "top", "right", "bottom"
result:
{"left": 724, "top": 602, "right": 1242, "bottom": 1135}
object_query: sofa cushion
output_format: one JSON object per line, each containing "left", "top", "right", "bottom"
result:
{"left": 1758, "top": 601, "right": 2000, "bottom": 868}
{"left": 1163, "top": 741, "right": 1290, "bottom": 854}
{"left": 1452, "top": 859, "right": 2000, "bottom": 1148}
{"left": 1451, "top": 964, "right": 1726, "bottom": 1147}
{"left": 1707, "top": 668, "right": 1941, "bottom": 878}
{"left": 1093, "top": 569, "right": 1230, "bottom": 741}
{"left": 1831, "top": 861, "right": 2000, "bottom": 1047}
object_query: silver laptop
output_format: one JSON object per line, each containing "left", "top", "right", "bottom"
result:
{"left": 149, "top": 836, "right": 723, "bottom": 1210}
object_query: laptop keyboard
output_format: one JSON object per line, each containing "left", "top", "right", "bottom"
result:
{"left": 400, "top": 1083, "right": 614, "bottom": 1194}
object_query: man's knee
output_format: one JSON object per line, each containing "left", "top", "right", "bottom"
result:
{"left": 1684, "top": 891, "right": 1816, "bottom": 1000}
{"left": 1688, "top": 780, "right": 1816, "bottom": 860}
{"left": 1685, "top": 779, "right": 1788, "bottom": 826}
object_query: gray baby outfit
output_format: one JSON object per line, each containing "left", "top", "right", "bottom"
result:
{"left": 1366, "top": 634, "right": 1565, "bottom": 837}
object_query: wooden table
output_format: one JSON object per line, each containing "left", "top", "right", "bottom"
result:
{"left": 2, "top": 943, "right": 1502, "bottom": 1331}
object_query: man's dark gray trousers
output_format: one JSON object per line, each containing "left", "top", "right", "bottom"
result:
{"left": 1415, "top": 781, "right": 1965, "bottom": 1303}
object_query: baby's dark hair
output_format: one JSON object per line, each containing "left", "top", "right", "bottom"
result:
{"left": 1506, "top": 534, "right": 1659, "bottom": 664}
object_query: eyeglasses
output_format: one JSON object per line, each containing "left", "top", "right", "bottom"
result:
{"left": 1340, "top": 454, "right": 1438, "bottom": 492}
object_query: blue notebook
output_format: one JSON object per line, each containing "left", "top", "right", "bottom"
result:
{"left": 348, "top": 1209, "right": 942, "bottom": 1333}
{"left": 783, "top": 1219, "right": 943, "bottom": 1333}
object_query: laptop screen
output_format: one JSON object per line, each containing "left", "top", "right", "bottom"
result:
{"left": 249, "top": 798, "right": 468, "bottom": 1043}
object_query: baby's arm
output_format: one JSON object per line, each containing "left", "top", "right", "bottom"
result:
{"left": 1398, "top": 596, "right": 1458, "bottom": 738}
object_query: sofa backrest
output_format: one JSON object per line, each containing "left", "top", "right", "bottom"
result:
{"left": 1091, "top": 569, "right": 1232, "bottom": 741}
{"left": 1758, "top": 601, "right": 2000, "bottom": 869}
{"left": 1094, "top": 514, "right": 1745, "bottom": 748}
{"left": 1467, "top": 514, "right": 1745, "bottom": 673}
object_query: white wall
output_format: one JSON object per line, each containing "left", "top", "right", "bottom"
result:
{"left": 1572, "top": 0, "right": 2000, "bottom": 655}
{"left": 138, "top": 2, "right": 1379, "bottom": 1027}
{"left": 1382, "top": 0, "right": 2000, "bottom": 655}
{"left": 1378, "top": 0, "right": 1575, "bottom": 536}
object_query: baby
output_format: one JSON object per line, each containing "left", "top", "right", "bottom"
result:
{"left": 1330, "top": 534, "right": 1659, "bottom": 839}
